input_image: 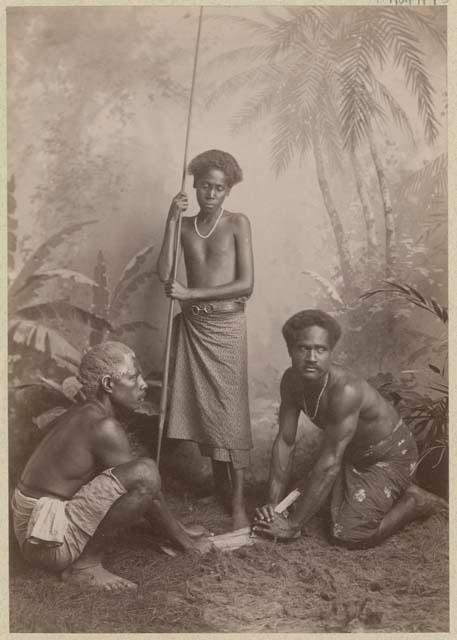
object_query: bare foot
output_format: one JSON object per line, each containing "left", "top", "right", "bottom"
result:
{"left": 62, "top": 563, "right": 137, "bottom": 592}
{"left": 232, "top": 506, "right": 251, "bottom": 531}
{"left": 406, "top": 484, "right": 448, "bottom": 517}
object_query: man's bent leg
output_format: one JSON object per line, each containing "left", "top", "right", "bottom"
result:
{"left": 64, "top": 457, "right": 200, "bottom": 590}
{"left": 367, "top": 484, "right": 447, "bottom": 547}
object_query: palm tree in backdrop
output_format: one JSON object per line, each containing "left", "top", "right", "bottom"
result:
{"left": 205, "top": 6, "right": 444, "bottom": 287}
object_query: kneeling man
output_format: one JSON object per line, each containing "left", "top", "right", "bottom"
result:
{"left": 254, "top": 310, "right": 446, "bottom": 548}
{"left": 11, "top": 341, "right": 210, "bottom": 591}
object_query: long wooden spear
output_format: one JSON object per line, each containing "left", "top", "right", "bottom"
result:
{"left": 156, "top": 7, "right": 204, "bottom": 465}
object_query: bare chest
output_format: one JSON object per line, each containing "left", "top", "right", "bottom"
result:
{"left": 182, "top": 221, "right": 235, "bottom": 267}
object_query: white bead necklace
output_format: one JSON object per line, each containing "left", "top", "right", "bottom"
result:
{"left": 194, "top": 208, "right": 224, "bottom": 239}
{"left": 303, "top": 372, "right": 329, "bottom": 420}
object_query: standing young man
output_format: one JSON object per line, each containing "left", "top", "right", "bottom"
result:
{"left": 157, "top": 149, "right": 254, "bottom": 529}
{"left": 254, "top": 309, "right": 446, "bottom": 547}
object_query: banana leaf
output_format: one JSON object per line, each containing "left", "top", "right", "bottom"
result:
{"left": 15, "top": 300, "right": 113, "bottom": 332}
{"left": 92, "top": 250, "right": 110, "bottom": 317}
{"left": 112, "top": 320, "right": 157, "bottom": 336}
{"left": 111, "top": 244, "right": 155, "bottom": 307}
{"left": 14, "top": 269, "right": 99, "bottom": 297}
{"left": 9, "top": 318, "right": 81, "bottom": 366}
{"left": 10, "top": 220, "right": 97, "bottom": 298}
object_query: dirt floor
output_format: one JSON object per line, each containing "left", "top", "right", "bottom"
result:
{"left": 9, "top": 485, "right": 449, "bottom": 633}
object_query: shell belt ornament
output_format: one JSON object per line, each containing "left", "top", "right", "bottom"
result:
{"left": 303, "top": 372, "right": 329, "bottom": 420}
{"left": 194, "top": 208, "right": 224, "bottom": 239}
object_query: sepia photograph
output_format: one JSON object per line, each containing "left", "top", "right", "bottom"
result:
{"left": 6, "top": 2, "right": 448, "bottom": 633}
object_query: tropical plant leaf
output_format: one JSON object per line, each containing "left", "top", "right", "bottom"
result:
{"left": 360, "top": 281, "right": 448, "bottom": 324}
{"left": 400, "top": 8, "right": 446, "bottom": 52}
{"left": 9, "top": 318, "right": 81, "bottom": 365}
{"left": 110, "top": 270, "right": 157, "bottom": 317}
{"left": 316, "top": 82, "right": 345, "bottom": 174}
{"left": 203, "top": 47, "right": 274, "bottom": 88}
{"left": 112, "top": 321, "right": 157, "bottom": 336}
{"left": 372, "top": 78, "right": 416, "bottom": 145}
{"left": 33, "top": 406, "right": 69, "bottom": 431}
{"left": 15, "top": 300, "right": 112, "bottom": 332}
{"left": 212, "top": 63, "right": 281, "bottom": 112}
{"left": 302, "top": 271, "right": 345, "bottom": 307}
{"left": 230, "top": 85, "right": 279, "bottom": 135}
{"left": 9, "top": 220, "right": 97, "bottom": 299}
{"left": 111, "top": 244, "right": 155, "bottom": 307}
{"left": 377, "top": 8, "right": 440, "bottom": 144}
{"left": 399, "top": 153, "right": 447, "bottom": 200}
{"left": 61, "top": 376, "right": 84, "bottom": 400}
{"left": 92, "top": 250, "right": 110, "bottom": 317}
{"left": 269, "top": 61, "right": 323, "bottom": 174}
{"left": 134, "top": 400, "right": 159, "bottom": 416}
{"left": 14, "top": 269, "right": 99, "bottom": 296}
{"left": 428, "top": 364, "right": 441, "bottom": 374}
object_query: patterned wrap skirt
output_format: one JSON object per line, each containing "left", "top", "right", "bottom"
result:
{"left": 166, "top": 305, "right": 252, "bottom": 469}
{"left": 330, "top": 420, "right": 418, "bottom": 546}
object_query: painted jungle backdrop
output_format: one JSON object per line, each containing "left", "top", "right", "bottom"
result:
{"left": 7, "top": 5, "right": 448, "bottom": 634}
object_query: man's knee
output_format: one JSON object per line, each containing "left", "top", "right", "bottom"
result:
{"left": 116, "top": 457, "right": 161, "bottom": 496}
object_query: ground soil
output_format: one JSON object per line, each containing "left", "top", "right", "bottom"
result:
{"left": 9, "top": 487, "right": 448, "bottom": 633}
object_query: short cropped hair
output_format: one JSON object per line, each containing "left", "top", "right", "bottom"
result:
{"left": 188, "top": 149, "right": 243, "bottom": 188}
{"left": 282, "top": 309, "right": 342, "bottom": 350}
{"left": 78, "top": 341, "right": 134, "bottom": 396}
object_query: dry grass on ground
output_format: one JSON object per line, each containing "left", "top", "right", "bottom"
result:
{"left": 10, "top": 489, "right": 448, "bottom": 633}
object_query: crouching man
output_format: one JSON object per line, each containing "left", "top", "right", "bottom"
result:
{"left": 254, "top": 310, "right": 446, "bottom": 548}
{"left": 11, "top": 341, "right": 210, "bottom": 591}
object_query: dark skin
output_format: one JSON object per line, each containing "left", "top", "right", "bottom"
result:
{"left": 21, "top": 352, "right": 211, "bottom": 591}
{"left": 254, "top": 326, "right": 446, "bottom": 545}
{"left": 157, "top": 167, "right": 254, "bottom": 529}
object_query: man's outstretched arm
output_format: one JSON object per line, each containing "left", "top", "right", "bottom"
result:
{"left": 255, "top": 402, "right": 300, "bottom": 522}
{"left": 255, "top": 383, "right": 362, "bottom": 539}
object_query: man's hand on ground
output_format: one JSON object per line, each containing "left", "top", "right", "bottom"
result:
{"left": 252, "top": 513, "right": 300, "bottom": 541}
{"left": 254, "top": 503, "right": 276, "bottom": 523}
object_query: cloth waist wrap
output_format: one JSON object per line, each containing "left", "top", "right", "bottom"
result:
{"left": 166, "top": 301, "right": 252, "bottom": 465}
{"left": 11, "top": 469, "right": 127, "bottom": 558}
{"left": 11, "top": 489, "right": 68, "bottom": 549}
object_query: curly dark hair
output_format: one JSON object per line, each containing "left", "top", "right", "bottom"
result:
{"left": 282, "top": 309, "right": 342, "bottom": 350}
{"left": 188, "top": 149, "right": 243, "bottom": 188}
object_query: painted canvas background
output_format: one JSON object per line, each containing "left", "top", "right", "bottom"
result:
{"left": 6, "top": 5, "right": 449, "bottom": 633}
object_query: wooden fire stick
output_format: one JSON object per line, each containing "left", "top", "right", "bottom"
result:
{"left": 210, "top": 488, "right": 301, "bottom": 551}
